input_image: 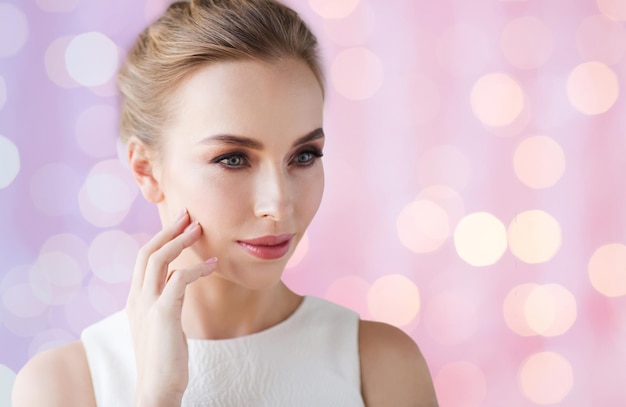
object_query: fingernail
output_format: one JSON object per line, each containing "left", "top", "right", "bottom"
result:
{"left": 205, "top": 257, "right": 218, "bottom": 264}
{"left": 184, "top": 220, "right": 199, "bottom": 233}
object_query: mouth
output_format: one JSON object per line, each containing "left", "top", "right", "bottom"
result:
{"left": 236, "top": 233, "right": 295, "bottom": 260}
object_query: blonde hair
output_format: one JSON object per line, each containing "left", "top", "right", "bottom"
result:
{"left": 118, "top": 0, "right": 323, "bottom": 148}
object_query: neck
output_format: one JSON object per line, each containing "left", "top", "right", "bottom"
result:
{"left": 180, "top": 274, "right": 301, "bottom": 340}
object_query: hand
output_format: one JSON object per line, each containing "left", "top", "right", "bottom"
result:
{"left": 125, "top": 209, "right": 217, "bottom": 406}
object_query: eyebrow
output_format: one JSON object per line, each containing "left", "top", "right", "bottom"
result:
{"left": 198, "top": 128, "right": 324, "bottom": 150}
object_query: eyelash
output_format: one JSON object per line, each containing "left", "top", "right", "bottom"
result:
{"left": 211, "top": 148, "right": 324, "bottom": 170}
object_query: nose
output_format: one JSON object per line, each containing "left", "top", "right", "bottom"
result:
{"left": 253, "top": 165, "right": 293, "bottom": 221}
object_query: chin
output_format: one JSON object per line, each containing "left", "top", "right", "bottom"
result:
{"left": 213, "top": 258, "right": 289, "bottom": 291}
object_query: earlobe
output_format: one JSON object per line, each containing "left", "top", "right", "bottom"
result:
{"left": 127, "top": 137, "right": 164, "bottom": 204}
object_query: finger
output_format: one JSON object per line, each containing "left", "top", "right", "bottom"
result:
{"left": 158, "top": 260, "right": 218, "bottom": 314}
{"left": 143, "top": 221, "right": 202, "bottom": 296}
{"left": 130, "top": 209, "right": 190, "bottom": 295}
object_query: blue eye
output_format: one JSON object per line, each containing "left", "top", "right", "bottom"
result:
{"left": 213, "top": 153, "right": 249, "bottom": 168}
{"left": 293, "top": 149, "right": 323, "bottom": 166}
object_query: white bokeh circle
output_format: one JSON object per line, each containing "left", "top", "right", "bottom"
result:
{"left": 0, "top": 4, "right": 29, "bottom": 57}
{"left": 88, "top": 230, "right": 138, "bottom": 284}
{"left": 0, "top": 135, "right": 20, "bottom": 189}
{"left": 331, "top": 47, "right": 384, "bottom": 100}
{"left": 471, "top": 72, "right": 525, "bottom": 127}
{"left": 0, "top": 364, "right": 16, "bottom": 407}
{"left": 65, "top": 32, "right": 119, "bottom": 87}
{"left": 508, "top": 210, "right": 562, "bottom": 264}
{"left": 454, "top": 212, "right": 508, "bottom": 267}
{"left": 79, "top": 159, "right": 139, "bottom": 227}
{"left": 397, "top": 199, "right": 450, "bottom": 254}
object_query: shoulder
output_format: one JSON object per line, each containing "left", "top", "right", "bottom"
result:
{"left": 358, "top": 320, "right": 438, "bottom": 407}
{"left": 12, "top": 341, "right": 96, "bottom": 407}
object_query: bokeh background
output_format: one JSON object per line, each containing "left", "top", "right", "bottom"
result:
{"left": 1, "top": 0, "right": 626, "bottom": 405}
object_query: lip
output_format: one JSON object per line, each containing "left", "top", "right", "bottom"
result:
{"left": 237, "top": 233, "right": 295, "bottom": 260}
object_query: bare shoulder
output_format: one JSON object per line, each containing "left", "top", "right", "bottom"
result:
{"left": 12, "top": 340, "right": 96, "bottom": 407}
{"left": 359, "top": 320, "right": 438, "bottom": 407}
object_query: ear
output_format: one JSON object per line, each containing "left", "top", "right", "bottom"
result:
{"left": 127, "top": 137, "right": 164, "bottom": 204}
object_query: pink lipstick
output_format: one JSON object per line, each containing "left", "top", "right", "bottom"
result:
{"left": 237, "top": 234, "right": 294, "bottom": 260}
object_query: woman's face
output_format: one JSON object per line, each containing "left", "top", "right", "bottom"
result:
{"left": 154, "top": 58, "right": 324, "bottom": 289}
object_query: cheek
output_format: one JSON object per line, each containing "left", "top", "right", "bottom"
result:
{"left": 295, "top": 167, "right": 324, "bottom": 220}
{"left": 167, "top": 169, "right": 249, "bottom": 226}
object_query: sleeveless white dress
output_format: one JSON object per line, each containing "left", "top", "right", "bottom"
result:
{"left": 81, "top": 296, "right": 365, "bottom": 407}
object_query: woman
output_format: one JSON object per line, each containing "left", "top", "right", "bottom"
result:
{"left": 13, "top": 0, "right": 438, "bottom": 405}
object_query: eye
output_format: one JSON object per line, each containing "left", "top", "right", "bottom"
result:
{"left": 292, "top": 149, "right": 323, "bottom": 166}
{"left": 212, "top": 153, "right": 249, "bottom": 168}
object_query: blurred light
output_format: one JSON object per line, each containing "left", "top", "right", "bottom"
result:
{"left": 417, "top": 144, "right": 470, "bottom": 191}
{"left": 519, "top": 351, "right": 573, "bottom": 404}
{"left": 0, "top": 307, "right": 49, "bottom": 337}
{"left": 567, "top": 61, "right": 619, "bottom": 115}
{"left": 513, "top": 136, "right": 566, "bottom": 189}
{"left": 597, "top": 0, "right": 626, "bottom": 21}
{"left": 576, "top": 15, "right": 626, "bottom": 65}
{"left": 437, "top": 23, "right": 492, "bottom": 78}
{"left": 424, "top": 290, "right": 477, "bottom": 345}
{"left": 524, "top": 284, "right": 577, "bottom": 337}
{"left": 30, "top": 162, "right": 81, "bottom": 216}
{"left": 37, "top": 251, "right": 84, "bottom": 288}
{"left": 64, "top": 288, "right": 102, "bottom": 334}
{"left": 0, "top": 135, "right": 20, "bottom": 189}
{"left": 588, "top": 243, "right": 626, "bottom": 297}
{"left": 322, "top": 2, "right": 374, "bottom": 46}
{"left": 454, "top": 212, "right": 508, "bottom": 267}
{"left": 508, "top": 210, "right": 562, "bottom": 264}
{"left": 40, "top": 234, "right": 89, "bottom": 270}
{"left": 417, "top": 185, "right": 466, "bottom": 227}
{"left": 36, "top": 0, "right": 81, "bottom": 12}
{"left": 503, "top": 283, "right": 540, "bottom": 336}
{"left": 397, "top": 199, "right": 450, "bottom": 254}
{"left": 434, "top": 361, "right": 487, "bottom": 407}
{"left": 88, "top": 75, "right": 120, "bottom": 98}
{"left": 325, "top": 275, "right": 371, "bottom": 317}
{"left": 367, "top": 274, "right": 420, "bottom": 326}
{"left": 0, "top": 364, "right": 16, "bottom": 407}
{"left": 45, "top": 36, "right": 79, "bottom": 88}
{"left": 75, "top": 104, "right": 119, "bottom": 158}
{"left": 1, "top": 283, "right": 47, "bottom": 318}
{"left": 88, "top": 230, "right": 138, "bottom": 284}
{"left": 471, "top": 72, "right": 525, "bottom": 127}
{"left": 78, "top": 159, "right": 138, "bottom": 227}
{"left": 28, "top": 329, "right": 75, "bottom": 357}
{"left": 308, "top": 0, "right": 359, "bottom": 19}
{"left": 285, "top": 232, "right": 309, "bottom": 269}
{"left": 29, "top": 251, "right": 83, "bottom": 305}
{"left": 0, "top": 76, "right": 6, "bottom": 110}
{"left": 65, "top": 32, "right": 119, "bottom": 87}
{"left": 331, "top": 47, "right": 383, "bottom": 100}
{"left": 87, "top": 277, "right": 123, "bottom": 316}
{"left": 0, "top": 4, "right": 28, "bottom": 57}
{"left": 501, "top": 16, "right": 553, "bottom": 69}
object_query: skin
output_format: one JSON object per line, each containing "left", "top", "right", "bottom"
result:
{"left": 12, "top": 58, "right": 438, "bottom": 407}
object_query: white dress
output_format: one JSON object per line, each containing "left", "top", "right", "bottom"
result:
{"left": 81, "top": 296, "right": 365, "bottom": 407}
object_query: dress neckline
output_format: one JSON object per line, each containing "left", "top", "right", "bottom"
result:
{"left": 186, "top": 295, "right": 311, "bottom": 344}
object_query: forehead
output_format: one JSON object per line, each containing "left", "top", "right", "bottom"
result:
{"left": 164, "top": 58, "right": 324, "bottom": 142}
